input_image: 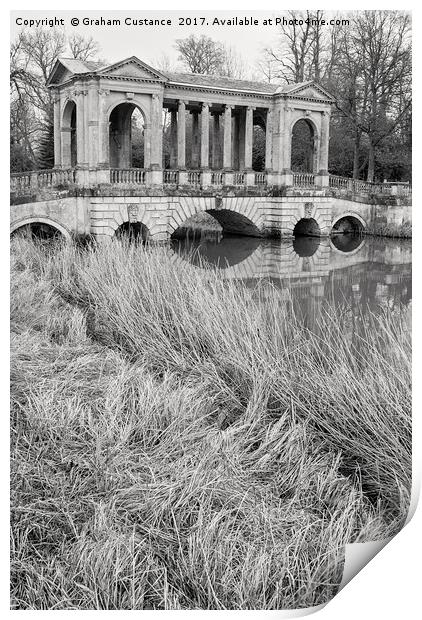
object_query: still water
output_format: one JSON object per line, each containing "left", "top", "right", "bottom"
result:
{"left": 171, "top": 232, "right": 412, "bottom": 329}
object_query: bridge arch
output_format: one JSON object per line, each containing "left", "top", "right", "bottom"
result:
{"left": 168, "top": 242, "right": 264, "bottom": 280}
{"left": 61, "top": 99, "right": 77, "bottom": 168}
{"left": 290, "top": 117, "right": 319, "bottom": 174}
{"left": 169, "top": 197, "right": 263, "bottom": 238}
{"left": 330, "top": 235, "right": 366, "bottom": 255}
{"left": 332, "top": 212, "right": 366, "bottom": 234}
{"left": 10, "top": 216, "right": 71, "bottom": 240}
{"left": 107, "top": 99, "right": 150, "bottom": 169}
{"left": 114, "top": 221, "right": 150, "bottom": 242}
{"left": 293, "top": 217, "right": 321, "bottom": 237}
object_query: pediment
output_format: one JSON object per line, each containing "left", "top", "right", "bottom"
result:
{"left": 287, "top": 82, "right": 334, "bottom": 102}
{"left": 98, "top": 57, "right": 167, "bottom": 82}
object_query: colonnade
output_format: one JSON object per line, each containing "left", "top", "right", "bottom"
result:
{"left": 167, "top": 101, "right": 271, "bottom": 172}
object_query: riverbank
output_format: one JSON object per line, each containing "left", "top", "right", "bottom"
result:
{"left": 365, "top": 221, "right": 412, "bottom": 239}
{"left": 11, "top": 238, "right": 411, "bottom": 610}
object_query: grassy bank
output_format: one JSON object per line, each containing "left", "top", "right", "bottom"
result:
{"left": 10, "top": 238, "right": 411, "bottom": 610}
{"left": 365, "top": 221, "right": 412, "bottom": 239}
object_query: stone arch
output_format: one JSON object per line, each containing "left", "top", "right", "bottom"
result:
{"left": 331, "top": 212, "right": 366, "bottom": 234}
{"left": 252, "top": 110, "right": 267, "bottom": 172}
{"left": 114, "top": 221, "right": 150, "bottom": 242}
{"left": 330, "top": 236, "right": 366, "bottom": 255}
{"left": 62, "top": 99, "right": 77, "bottom": 167}
{"left": 290, "top": 116, "right": 319, "bottom": 174}
{"left": 168, "top": 197, "right": 263, "bottom": 238}
{"left": 107, "top": 99, "right": 150, "bottom": 169}
{"left": 293, "top": 217, "right": 321, "bottom": 237}
{"left": 10, "top": 216, "right": 71, "bottom": 239}
{"left": 168, "top": 243, "right": 264, "bottom": 280}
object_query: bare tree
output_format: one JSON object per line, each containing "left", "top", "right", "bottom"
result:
{"left": 219, "top": 44, "right": 246, "bottom": 79}
{"left": 10, "top": 28, "right": 101, "bottom": 170}
{"left": 334, "top": 11, "right": 411, "bottom": 180}
{"left": 68, "top": 34, "right": 100, "bottom": 61}
{"left": 175, "top": 35, "right": 225, "bottom": 74}
{"left": 264, "top": 10, "right": 316, "bottom": 83}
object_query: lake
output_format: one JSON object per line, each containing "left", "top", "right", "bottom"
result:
{"left": 171, "top": 233, "right": 412, "bottom": 331}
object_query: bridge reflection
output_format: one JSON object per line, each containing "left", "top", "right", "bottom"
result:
{"left": 170, "top": 233, "right": 412, "bottom": 335}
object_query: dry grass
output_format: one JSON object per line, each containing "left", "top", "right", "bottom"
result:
{"left": 10, "top": 237, "right": 411, "bottom": 610}
{"left": 366, "top": 221, "right": 412, "bottom": 238}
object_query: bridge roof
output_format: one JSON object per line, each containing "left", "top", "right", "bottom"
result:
{"left": 46, "top": 56, "right": 334, "bottom": 101}
{"left": 165, "top": 72, "right": 277, "bottom": 94}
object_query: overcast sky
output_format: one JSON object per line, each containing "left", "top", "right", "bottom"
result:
{"left": 10, "top": 10, "right": 342, "bottom": 78}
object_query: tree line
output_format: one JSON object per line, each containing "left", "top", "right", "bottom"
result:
{"left": 10, "top": 10, "right": 411, "bottom": 182}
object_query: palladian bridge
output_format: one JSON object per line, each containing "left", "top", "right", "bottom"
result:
{"left": 10, "top": 56, "right": 411, "bottom": 241}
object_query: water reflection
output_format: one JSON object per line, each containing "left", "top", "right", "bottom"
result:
{"left": 331, "top": 232, "right": 365, "bottom": 253}
{"left": 171, "top": 233, "right": 412, "bottom": 331}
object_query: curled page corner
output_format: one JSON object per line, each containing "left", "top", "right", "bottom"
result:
{"left": 339, "top": 481, "right": 420, "bottom": 592}
{"left": 339, "top": 538, "right": 392, "bottom": 591}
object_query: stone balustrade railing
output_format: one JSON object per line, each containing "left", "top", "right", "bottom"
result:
{"left": 233, "top": 172, "right": 245, "bottom": 185}
{"left": 10, "top": 168, "right": 411, "bottom": 200}
{"left": 293, "top": 173, "right": 316, "bottom": 187}
{"left": 110, "top": 168, "right": 146, "bottom": 184}
{"left": 187, "top": 171, "right": 201, "bottom": 186}
{"left": 163, "top": 170, "right": 179, "bottom": 184}
{"left": 255, "top": 172, "right": 267, "bottom": 186}
{"left": 329, "top": 175, "right": 412, "bottom": 197}
{"left": 211, "top": 171, "right": 224, "bottom": 185}
{"left": 11, "top": 168, "right": 76, "bottom": 192}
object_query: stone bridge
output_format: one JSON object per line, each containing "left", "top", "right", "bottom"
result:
{"left": 10, "top": 55, "right": 411, "bottom": 241}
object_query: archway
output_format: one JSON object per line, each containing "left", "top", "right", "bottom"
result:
{"left": 293, "top": 218, "right": 321, "bottom": 238}
{"left": 293, "top": 235, "right": 320, "bottom": 257}
{"left": 171, "top": 209, "right": 261, "bottom": 239}
{"left": 252, "top": 114, "right": 266, "bottom": 172}
{"left": 62, "top": 100, "right": 77, "bottom": 168}
{"left": 115, "top": 221, "right": 149, "bottom": 242}
{"left": 109, "top": 103, "right": 146, "bottom": 169}
{"left": 291, "top": 119, "right": 317, "bottom": 173}
{"left": 331, "top": 215, "right": 365, "bottom": 235}
{"left": 11, "top": 221, "right": 64, "bottom": 241}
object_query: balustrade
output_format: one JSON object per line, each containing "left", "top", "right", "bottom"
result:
{"left": 10, "top": 166, "right": 411, "bottom": 200}
{"left": 293, "top": 173, "right": 315, "bottom": 187}
{"left": 211, "top": 171, "right": 224, "bottom": 185}
{"left": 328, "top": 175, "right": 412, "bottom": 198}
{"left": 255, "top": 172, "right": 266, "bottom": 186}
{"left": 233, "top": 172, "right": 245, "bottom": 185}
{"left": 110, "top": 168, "right": 146, "bottom": 184}
{"left": 163, "top": 170, "right": 179, "bottom": 184}
{"left": 188, "top": 171, "right": 201, "bottom": 186}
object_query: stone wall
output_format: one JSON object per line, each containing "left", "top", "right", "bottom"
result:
{"left": 10, "top": 194, "right": 412, "bottom": 241}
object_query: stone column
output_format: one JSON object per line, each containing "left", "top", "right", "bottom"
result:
{"left": 52, "top": 90, "right": 61, "bottom": 168}
{"left": 200, "top": 102, "right": 210, "bottom": 169}
{"left": 74, "top": 90, "right": 86, "bottom": 166}
{"left": 86, "top": 81, "right": 99, "bottom": 170}
{"left": 244, "top": 106, "right": 254, "bottom": 170}
{"left": 97, "top": 89, "right": 110, "bottom": 176}
{"left": 73, "top": 89, "right": 89, "bottom": 185}
{"left": 317, "top": 109, "right": 330, "bottom": 187}
{"left": 200, "top": 102, "right": 211, "bottom": 186}
{"left": 245, "top": 106, "right": 255, "bottom": 185}
{"left": 60, "top": 123, "right": 72, "bottom": 169}
{"left": 177, "top": 100, "right": 187, "bottom": 169}
{"left": 223, "top": 105, "right": 232, "bottom": 170}
{"left": 238, "top": 111, "right": 245, "bottom": 170}
{"left": 150, "top": 94, "right": 163, "bottom": 185}
{"left": 170, "top": 109, "right": 177, "bottom": 169}
{"left": 191, "top": 110, "right": 199, "bottom": 168}
{"left": 223, "top": 105, "right": 233, "bottom": 184}
{"left": 232, "top": 113, "right": 239, "bottom": 170}
{"left": 212, "top": 112, "right": 221, "bottom": 169}
{"left": 265, "top": 108, "right": 273, "bottom": 171}
{"left": 280, "top": 106, "right": 293, "bottom": 186}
